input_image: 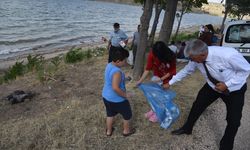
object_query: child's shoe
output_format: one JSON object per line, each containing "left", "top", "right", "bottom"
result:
{"left": 149, "top": 112, "right": 158, "bottom": 123}
{"left": 144, "top": 110, "right": 154, "bottom": 119}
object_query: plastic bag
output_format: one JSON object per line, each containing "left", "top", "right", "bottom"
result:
{"left": 119, "top": 40, "right": 126, "bottom": 48}
{"left": 151, "top": 76, "right": 163, "bottom": 86}
{"left": 138, "top": 83, "right": 180, "bottom": 129}
{"left": 127, "top": 50, "right": 133, "bottom": 65}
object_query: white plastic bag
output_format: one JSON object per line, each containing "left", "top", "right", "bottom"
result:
{"left": 119, "top": 41, "right": 126, "bottom": 48}
{"left": 127, "top": 50, "right": 133, "bottom": 65}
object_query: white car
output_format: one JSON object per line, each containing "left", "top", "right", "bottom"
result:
{"left": 221, "top": 20, "right": 250, "bottom": 62}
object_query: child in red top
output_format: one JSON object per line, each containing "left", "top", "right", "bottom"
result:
{"left": 137, "top": 41, "right": 176, "bottom": 85}
{"left": 137, "top": 41, "right": 176, "bottom": 122}
{"left": 145, "top": 49, "right": 176, "bottom": 84}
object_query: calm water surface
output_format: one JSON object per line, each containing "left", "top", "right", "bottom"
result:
{"left": 0, "top": 0, "right": 225, "bottom": 59}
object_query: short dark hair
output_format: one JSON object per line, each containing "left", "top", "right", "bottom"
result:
{"left": 113, "top": 23, "right": 120, "bottom": 28}
{"left": 152, "top": 41, "right": 175, "bottom": 63}
{"left": 110, "top": 46, "right": 129, "bottom": 62}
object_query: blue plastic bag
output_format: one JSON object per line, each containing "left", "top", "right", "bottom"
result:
{"left": 138, "top": 83, "right": 180, "bottom": 129}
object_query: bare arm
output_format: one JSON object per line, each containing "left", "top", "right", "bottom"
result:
{"left": 160, "top": 73, "right": 170, "bottom": 81}
{"left": 112, "top": 72, "right": 127, "bottom": 98}
{"left": 107, "top": 40, "right": 111, "bottom": 50}
{"left": 136, "top": 70, "right": 150, "bottom": 85}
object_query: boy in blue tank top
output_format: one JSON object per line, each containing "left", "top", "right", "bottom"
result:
{"left": 102, "top": 47, "right": 135, "bottom": 137}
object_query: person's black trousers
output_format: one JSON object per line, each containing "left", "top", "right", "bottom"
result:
{"left": 183, "top": 83, "right": 247, "bottom": 150}
{"left": 108, "top": 45, "right": 122, "bottom": 63}
{"left": 108, "top": 46, "right": 114, "bottom": 63}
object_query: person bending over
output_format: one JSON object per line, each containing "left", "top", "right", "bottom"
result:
{"left": 165, "top": 39, "right": 250, "bottom": 150}
{"left": 137, "top": 41, "right": 176, "bottom": 122}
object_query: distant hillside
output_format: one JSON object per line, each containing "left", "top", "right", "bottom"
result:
{"left": 96, "top": 0, "right": 224, "bottom": 17}
{"left": 201, "top": 3, "right": 224, "bottom": 17}
{"left": 96, "top": 0, "right": 250, "bottom": 19}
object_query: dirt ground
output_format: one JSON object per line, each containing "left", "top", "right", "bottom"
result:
{"left": 0, "top": 54, "right": 249, "bottom": 150}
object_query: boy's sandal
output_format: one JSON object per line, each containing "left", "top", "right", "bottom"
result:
{"left": 106, "top": 127, "right": 115, "bottom": 136}
{"left": 122, "top": 128, "right": 136, "bottom": 137}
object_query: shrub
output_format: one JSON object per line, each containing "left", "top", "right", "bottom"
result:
{"left": 91, "top": 47, "right": 106, "bottom": 57}
{"left": 83, "top": 49, "right": 92, "bottom": 59}
{"left": 3, "top": 61, "right": 25, "bottom": 81}
{"left": 51, "top": 56, "right": 61, "bottom": 68}
{"left": 26, "top": 55, "right": 45, "bottom": 71}
{"left": 65, "top": 48, "right": 85, "bottom": 63}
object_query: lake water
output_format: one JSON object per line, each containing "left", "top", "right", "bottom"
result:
{"left": 0, "top": 0, "right": 225, "bottom": 59}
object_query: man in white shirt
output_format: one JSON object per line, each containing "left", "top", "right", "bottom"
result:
{"left": 164, "top": 39, "right": 250, "bottom": 150}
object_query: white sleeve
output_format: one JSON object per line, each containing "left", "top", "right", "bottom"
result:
{"left": 225, "top": 54, "right": 250, "bottom": 91}
{"left": 169, "top": 61, "right": 197, "bottom": 85}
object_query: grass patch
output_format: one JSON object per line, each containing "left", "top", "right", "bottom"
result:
{"left": 0, "top": 46, "right": 106, "bottom": 84}
{"left": 172, "top": 31, "right": 199, "bottom": 42}
{"left": 89, "top": 47, "right": 106, "bottom": 57}
{"left": 64, "top": 47, "right": 106, "bottom": 63}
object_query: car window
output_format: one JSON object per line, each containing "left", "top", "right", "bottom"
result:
{"left": 225, "top": 24, "right": 250, "bottom": 43}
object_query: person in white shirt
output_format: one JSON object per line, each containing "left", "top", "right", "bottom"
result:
{"left": 168, "top": 41, "right": 178, "bottom": 54}
{"left": 164, "top": 39, "right": 250, "bottom": 150}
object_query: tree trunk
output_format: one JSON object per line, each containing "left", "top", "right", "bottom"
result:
{"left": 133, "top": 0, "right": 153, "bottom": 80}
{"left": 159, "top": 0, "right": 178, "bottom": 44}
{"left": 240, "top": 15, "right": 245, "bottom": 20}
{"left": 220, "top": 5, "right": 229, "bottom": 34}
{"left": 174, "top": 9, "right": 184, "bottom": 40}
{"left": 174, "top": 0, "right": 188, "bottom": 40}
{"left": 148, "top": 1, "right": 163, "bottom": 47}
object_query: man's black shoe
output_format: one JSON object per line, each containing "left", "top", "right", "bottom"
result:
{"left": 171, "top": 128, "right": 192, "bottom": 135}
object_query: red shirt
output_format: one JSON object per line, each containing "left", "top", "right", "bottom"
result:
{"left": 146, "top": 50, "right": 176, "bottom": 84}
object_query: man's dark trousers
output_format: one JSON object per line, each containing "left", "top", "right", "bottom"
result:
{"left": 108, "top": 45, "right": 120, "bottom": 63}
{"left": 182, "top": 83, "right": 247, "bottom": 150}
